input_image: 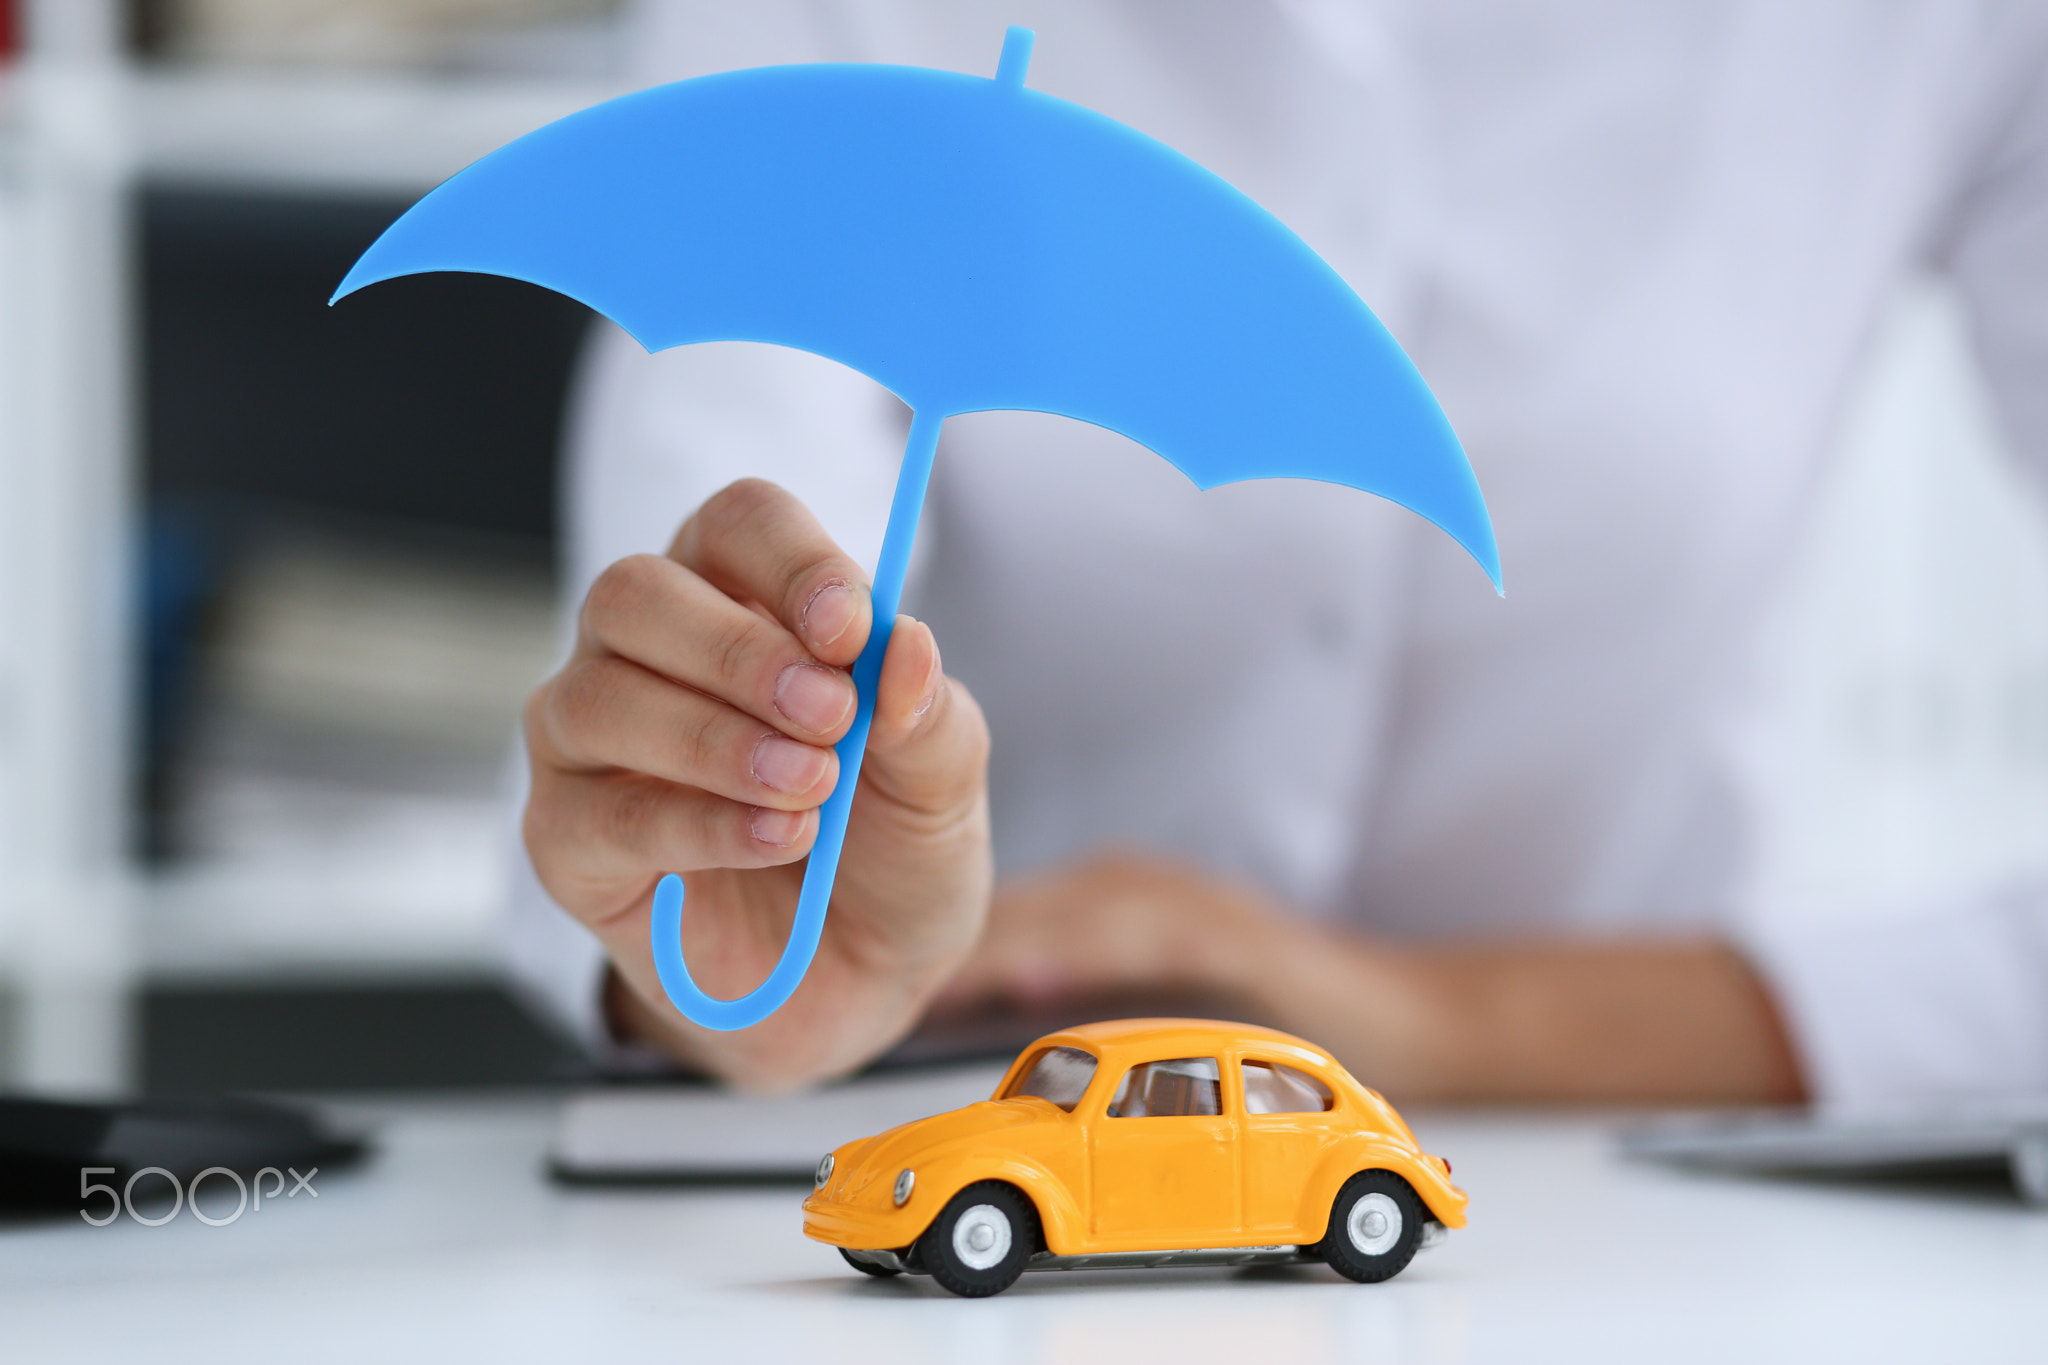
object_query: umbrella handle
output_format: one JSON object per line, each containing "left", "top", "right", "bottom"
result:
{"left": 648, "top": 409, "right": 944, "bottom": 1030}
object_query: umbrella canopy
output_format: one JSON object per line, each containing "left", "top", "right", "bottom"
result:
{"left": 335, "top": 28, "right": 1501, "bottom": 1030}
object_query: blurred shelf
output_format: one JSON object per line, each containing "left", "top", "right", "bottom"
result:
{"left": 135, "top": 65, "right": 632, "bottom": 194}
{"left": 119, "top": 69, "right": 590, "bottom": 984}
{"left": 142, "top": 858, "right": 504, "bottom": 980}
{"left": 143, "top": 740, "right": 516, "bottom": 982}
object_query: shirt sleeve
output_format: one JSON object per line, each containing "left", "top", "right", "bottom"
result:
{"left": 497, "top": 742, "right": 610, "bottom": 1056}
{"left": 1754, "top": 10, "right": 2048, "bottom": 1107}
{"left": 1743, "top": 883, "right": 2048, "bottom": 1107}
{"left": 1932, "top": 3, "right": 2048, "bottom": 485}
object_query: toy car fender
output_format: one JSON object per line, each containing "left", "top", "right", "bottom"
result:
{"left": 1295, "top": 1134, "right": 1464, "bottom": 1232}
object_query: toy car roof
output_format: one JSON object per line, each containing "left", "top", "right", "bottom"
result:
{"left": 1028, "top": 1018, "right": 1334, "bottom": 1062}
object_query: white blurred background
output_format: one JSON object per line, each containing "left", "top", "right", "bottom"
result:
{"left": 0, "top": 0, "right": 2042, "bottom": 1095}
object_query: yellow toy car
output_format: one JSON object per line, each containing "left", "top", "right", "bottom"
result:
{"left": 804, "top": 1018, "right": 1466, "bottom": 1297}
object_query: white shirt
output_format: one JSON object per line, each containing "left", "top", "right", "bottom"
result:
{"left": 507, "top": 0, "right": 2048, "bottom": 1105}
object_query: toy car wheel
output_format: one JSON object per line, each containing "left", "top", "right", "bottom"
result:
{"left": 916, "top": 1181, "right": 1038, "bottom": 1298}
{"left": 838, "top": 1247, "right": 903, "bottom": 1278}
{"left": 1317, "top": 1170, "right": 1425, "bottom": 1283}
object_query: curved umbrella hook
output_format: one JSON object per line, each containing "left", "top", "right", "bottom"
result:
{"left": 649, "top": 409, "right": 944, "bottom": 1029}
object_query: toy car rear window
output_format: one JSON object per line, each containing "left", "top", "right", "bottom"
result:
{"left": 1107, "top": 1057, "right": 1221, "bottom": 1117}
{"left": 1242, "top": 1060, "right": 1334, "bottom": 1114}
{"left": 1004, "top": 1046, "right": 1099, "bottom": 1111}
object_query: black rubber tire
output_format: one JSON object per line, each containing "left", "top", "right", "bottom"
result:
{"left": 1316, "top": 1170, "right": 1425, "bottom": 1283}
{"left": 915, "top": 1181, "right": 1039, "bottom": 1298}
{"left": 838, "top": 1247, "right": 903, "bottom": 1278}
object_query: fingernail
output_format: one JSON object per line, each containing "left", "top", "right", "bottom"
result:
{"left": 913, "top": 663, "right": 942, "bottom": 717}
{"left": 750, "top": 807, "right": 805, "bottom": 847}
{"left": 775, "top": 662, "right": 852, "bottom": 735}
{"left": 912, "top": 625, "right": 942, "bottom": 716}
{"left": 752, "top": 734, "right": 828, "bottom": 794}
{"left": 802, "top": 580, "right": 860, "bottom": 651}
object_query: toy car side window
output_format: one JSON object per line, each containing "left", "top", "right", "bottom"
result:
{"left": 1106, "top": 1057, "right": 1221, "bottom": 1117}
{"left": 1004, "top": 1046, "right": 1099, "bottom": 1111}
{"left": 1241, "top": 1060, "right": 1334, "bottom": 1115}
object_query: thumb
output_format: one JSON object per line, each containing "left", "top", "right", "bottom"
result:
{"left": 860, "top": 616, "right": 989, "bottom": 821}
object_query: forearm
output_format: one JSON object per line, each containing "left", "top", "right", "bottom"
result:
{"left": 1257, "top": 927, "right": 1808, "bottom": 1106}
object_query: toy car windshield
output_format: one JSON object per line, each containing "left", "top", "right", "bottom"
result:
{"left": 1002, "top": 1045, "right": 1098, "bottom": 1111}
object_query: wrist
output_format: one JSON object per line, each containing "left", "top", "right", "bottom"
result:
{"left": 1255, "top": 926, "right": 1477, "bottom": 1100}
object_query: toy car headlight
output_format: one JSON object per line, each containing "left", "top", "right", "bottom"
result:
{"left": 893, "top": 1168, "right": 915, "bottom": 1206}
{"left": 814, "top": 1154, "right": 834, "bottom": 1190}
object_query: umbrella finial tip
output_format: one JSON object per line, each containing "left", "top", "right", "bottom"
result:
{"left": 997, "top": 26, "right": 1035, "bottom": 88}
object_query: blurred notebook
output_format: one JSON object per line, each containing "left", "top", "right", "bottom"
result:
{"left": 1620, "top": 1095, "right": 2048, "bottom": 1204}
{"left": 549, "top": 1061, "right": 1009, "bottom": 1185}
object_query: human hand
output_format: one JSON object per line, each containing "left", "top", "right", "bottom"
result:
{"left": 929, "top": 852, "right": 1804, "bottom": 1106}
{"left": 523, "top": 479, "right": 991, "bottom": 1088}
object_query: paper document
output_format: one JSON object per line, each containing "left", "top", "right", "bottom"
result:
{"left": 548, "top": 1062, "right": 1010, "bottom": 1184}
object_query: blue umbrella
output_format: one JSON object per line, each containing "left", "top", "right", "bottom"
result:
{"left": 334, "top": 26, "right": 1501, "bottom": 1031}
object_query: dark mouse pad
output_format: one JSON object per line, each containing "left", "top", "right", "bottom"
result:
{"left": 0, "top": 1094, "right": 368, "bottom": 1217}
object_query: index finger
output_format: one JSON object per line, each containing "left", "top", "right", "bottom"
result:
{"left": 671, "top": 479, "right": 874, "bottom": 669}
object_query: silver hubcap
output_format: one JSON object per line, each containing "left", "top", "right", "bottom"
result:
{"left": 1346, "top": 1192, "right": 1403, "bottom": 1257}
{"left": 952, "top": 1203, "right": 1012, "bottom": 1271}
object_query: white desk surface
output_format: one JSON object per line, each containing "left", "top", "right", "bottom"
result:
{"left": 5, "top": 1093, "right": 2043, "bottom": 1365}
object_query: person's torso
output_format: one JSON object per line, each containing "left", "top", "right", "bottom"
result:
{"left": 629, "top": 0, "right": 1999, "bottom": 934}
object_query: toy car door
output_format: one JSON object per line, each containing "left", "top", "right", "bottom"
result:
{"left": 1087, "top": 1055, "right": 1238, "bottom": 1245}
{"left": 1238, "top": 1056, "right": 1338, "bottom": 1237}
